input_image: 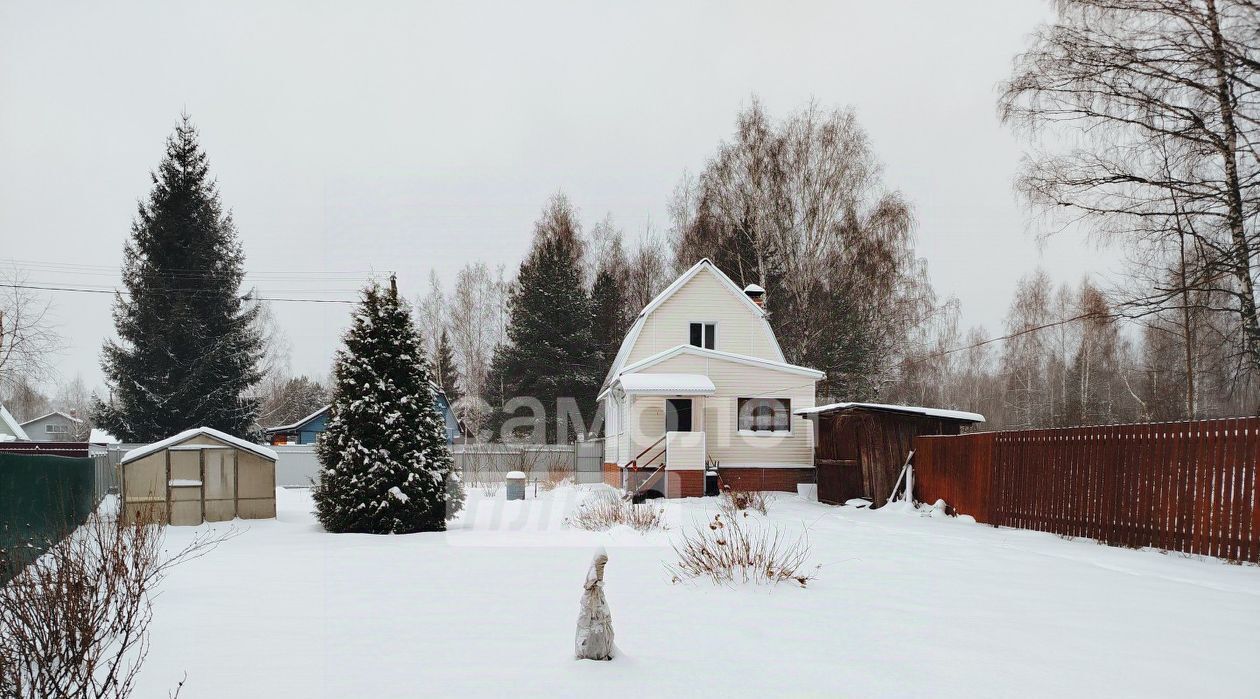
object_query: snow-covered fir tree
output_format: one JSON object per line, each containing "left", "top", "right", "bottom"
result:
{"left": 313, "top": 278, "right": 465, "bottom": 534}
{"left": 94, "top": 114, "right": 263, "bottom": 441}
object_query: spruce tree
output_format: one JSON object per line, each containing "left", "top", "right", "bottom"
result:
{"left": 590, "top": 263, "right": 629, "bottom": 376}
{"left": 94, "top": 115, "right": 263, "bottom": 441}
{"left": 486, "top": 195, "right": 602, "bottom": 442}
{"left": 433, "top": 328, "right": 462, "bottom": 404}
{"left": 313, "top": 278, "right": 464, "bottom": 534}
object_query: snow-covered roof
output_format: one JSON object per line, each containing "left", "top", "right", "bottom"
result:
{"left": 617, "top": 373, "right": 717, "bottom": 395}
{"left": 743, "top": 283, "right": 765, "bottom": 294}
{"left": 0, "top": 404, "right": 30, "bottom": 441}
{"left": 599, "top": 259, "right": 786, "bottom": 394}
{"left": 89, "top": 428, "right": 120, "bottom": 444}
{"left": 121, "top": 427, "right": 278, "bottom": 464}
{"left": 795, "top": 402, "right": 985, "bottom": 424}
{"left": 19, "top": 410, "right": 84, "bottom": 427}
{"left": 262, "top": 405, "right": 331, "bottom": 434}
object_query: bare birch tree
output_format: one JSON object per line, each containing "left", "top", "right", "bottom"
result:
{"left": 1000, "top": 0, "right": 1260, "bottom": 381}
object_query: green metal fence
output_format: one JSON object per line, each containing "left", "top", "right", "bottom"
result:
{"left": 0, "top": 452, "right": 101, "bottom": 583}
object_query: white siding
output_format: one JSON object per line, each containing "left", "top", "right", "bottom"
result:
{"left": 625, "top": 269, "right": 781, "bottom": 366}
{"left": 622, "top": 353, "right": 816, "bottom": 469}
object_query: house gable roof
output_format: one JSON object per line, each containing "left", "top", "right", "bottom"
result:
{"left": 19, "top": 410, "right": 83, "bottom": 428}
{"left": 121, "top": 427, "right": 278, "bottom": 464}
{"left": 600, "top": 258, "right": 786, "bottom": 393}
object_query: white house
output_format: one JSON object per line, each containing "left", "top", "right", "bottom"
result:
{"left": 599, "top": 258, "right": 824, "bottom": 497}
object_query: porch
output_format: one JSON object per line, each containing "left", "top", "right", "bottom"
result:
{"left": 607, "top": 373, "right": 715, "bottom": 498}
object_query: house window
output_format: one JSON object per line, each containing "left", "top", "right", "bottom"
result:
{"left": 689, "top": 322, "right": 716, "bottom": 350}
{"left": 46, "top": 424, "right": 68, "bottom": 434}
{"left": 737, "top": 398, "right": 791, "bottom": 433}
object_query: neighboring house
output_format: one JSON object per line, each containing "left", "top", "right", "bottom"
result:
{"left": 19, "top": 410, "right": 87, "bottom": 442}
{"left": 263, "top": 405, "right": 331, "bottom": 446}
{"left": 262, "top": 387, "right": 465, "bottom": 446}
{"left": 599, "top": 258, "right": 824, "bottom": 498}
{"left": 0, "top": 403, "right": 31, "bottom": 441}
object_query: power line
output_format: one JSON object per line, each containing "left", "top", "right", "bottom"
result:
{"left": 5, "top": 282, "right": 359, "bottom": 305}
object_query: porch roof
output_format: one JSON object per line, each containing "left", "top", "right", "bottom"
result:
{"left": 616, "top": 373, "right": 716, "bottom": 395}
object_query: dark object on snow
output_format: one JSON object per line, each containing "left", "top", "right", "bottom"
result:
{"left": 704, "top": 469, "right": 719, "bottom": 497}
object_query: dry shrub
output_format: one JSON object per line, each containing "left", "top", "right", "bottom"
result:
{"left": 567, "top": 489, "right": 665, "bottom": 533}
{"left": 541, "top": 459, "right": 574, "bottom": 492}
{"left": 668, "top": 512, "right": 815, "bottom": 587}
{"left": 0, "top": 505, "right": 230, "bottom": 698}
{"left": 720, "top": 484, "right": 769, "bottom": 515}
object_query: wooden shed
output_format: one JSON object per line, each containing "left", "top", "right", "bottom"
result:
{"left": 119, "top": 427, "right": 278, "bottom": 525}
{"left": 796, "top": 403, "right": 984, "bottom": 507}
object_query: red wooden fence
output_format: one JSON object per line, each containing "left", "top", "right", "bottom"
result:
{"left": 913, "top": 417, "right": 1260, "bottom": 563}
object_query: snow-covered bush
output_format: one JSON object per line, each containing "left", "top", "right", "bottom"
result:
{"left": 567, "top": 489, "right": 664, "bottom": 532}
{"left": 669, "top": 513, "right": 814, "bottom": 587}
{"left": 719, "top": 485, "right": 769, "bottom": 515}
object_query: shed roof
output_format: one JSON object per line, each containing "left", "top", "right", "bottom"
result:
{"left": 121, "top": 427, "right": 278, "bottom": 464}
{"left": 795, "top": 402, "right": 985, "bottom": 424}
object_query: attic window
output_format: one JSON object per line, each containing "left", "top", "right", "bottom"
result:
{"left": 689, "top": 322, "right": 715, "bottom": 350}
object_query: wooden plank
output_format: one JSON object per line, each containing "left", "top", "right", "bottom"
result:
{"left": 1250, "top": 418, "right": 1260, "bottom": 563}
{"left": 1224, "top": 418, "right": 1243, "bottom": 559}
{"left": 1245, "top": 418, "right": 1260, "bottom": 563}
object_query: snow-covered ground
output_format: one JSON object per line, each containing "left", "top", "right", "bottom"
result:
{"left": 135, "top": 485, "right": 1259, "bottom": 698}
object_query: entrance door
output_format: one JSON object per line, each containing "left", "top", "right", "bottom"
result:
{"left": 665, "top": 398, "right": 693, "bottom": 432}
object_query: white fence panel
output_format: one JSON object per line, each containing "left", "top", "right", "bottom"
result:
{"left": 274, "top": 445, "right": 321, "bottom": 487}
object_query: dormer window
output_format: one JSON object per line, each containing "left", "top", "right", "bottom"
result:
{"left": 689, "top": 322, "right": 715, "bottom": 350}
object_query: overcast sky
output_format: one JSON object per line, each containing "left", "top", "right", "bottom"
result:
{"left": 0, "top": 0, "right": 1115, "bottom": 393}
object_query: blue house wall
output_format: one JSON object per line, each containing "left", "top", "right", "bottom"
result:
{"left": 271, "top": 394, "right": 460, "bottom": 445}
{"left": 295, "top": 412, "right": 329, "bottom": 445}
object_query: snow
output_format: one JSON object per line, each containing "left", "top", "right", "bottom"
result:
{"left": 89, "top": 428, "right": 120, "bottom": 444}
{"left": 616, "top": 373, "right": 716, "bottom": 394}
{"left": 132, "top": 486, "right": 1259, "bottom": 697}
{"left": 120, "top": 426, "right": 278, "bottom": 464}
{"left": 796, "top": 402, "right": 986, "bottom": 423}
{"left": 168, "top": 479, "right": 203, "bottom": 487}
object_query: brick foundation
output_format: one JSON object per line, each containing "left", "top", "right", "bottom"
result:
{"left": 667, "top": 471, "right": 705, "bottom": 498}
{"left": 717, "top": 467, "right": 815, "bottom": 494}
{"left": 602, "top": 463, "right": 621, "bottom": 488}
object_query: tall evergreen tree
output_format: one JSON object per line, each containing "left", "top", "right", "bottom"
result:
{"left": 313, "top": 278, "right": 464, "bottom": 534}
{"left": 590, "top": 263, "right": 629, "bottom": 378}
{"left": 94, "top": 115, "right": 263, "bottom": 441}
{"left": 433, "top": 328, "right": 462, "bottom": 404}
{"left": 486, "top": 195, "right": 602, "bottom": 443}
